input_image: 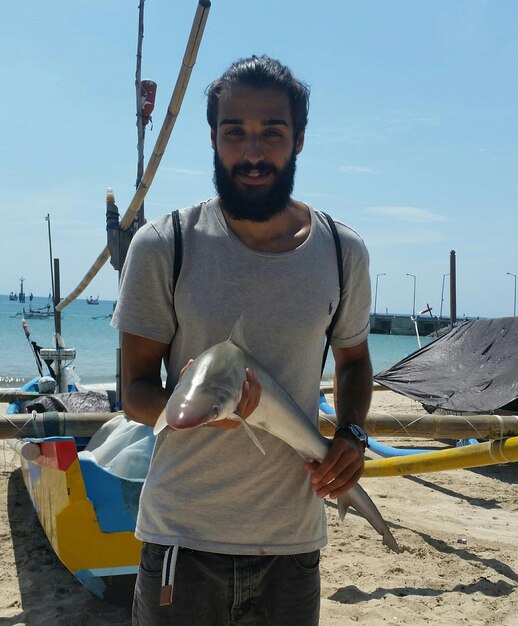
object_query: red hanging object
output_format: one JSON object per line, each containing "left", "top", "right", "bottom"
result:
{"left": 140, "top": 79, "right": 157, "bottom": 127}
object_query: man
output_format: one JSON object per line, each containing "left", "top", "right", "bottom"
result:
{"left": 112, "top": 55, "right": 372, "bottom": 626}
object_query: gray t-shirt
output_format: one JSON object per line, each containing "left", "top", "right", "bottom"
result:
{"left": 112, "top": 198, "right": 370, "bottom": 554}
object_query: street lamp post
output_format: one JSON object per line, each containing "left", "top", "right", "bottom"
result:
{"left": 440, "top": 273, "right": 450, "bottom": 319}
{"left": 374, "top": 273, "right": 386, "bottom": 314}
{"left": 406, "top": 273, "right": 416, "bottom": 317}
{"left": 507, "top": 272, "right": 517, "bottom": 316}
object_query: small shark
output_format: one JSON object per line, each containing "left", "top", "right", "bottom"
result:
{"left": 155, "top": 316, "right": 399, "bottom": 553}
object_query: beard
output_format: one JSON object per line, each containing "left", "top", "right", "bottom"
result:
{"left": 213, "top": 149, "right": 297, "bottom": 222}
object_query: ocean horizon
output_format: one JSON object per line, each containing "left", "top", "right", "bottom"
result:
{"left": 0, "top": 295, "right": 430, "bottom": 390}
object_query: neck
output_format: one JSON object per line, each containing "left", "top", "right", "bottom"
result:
{"left": 220, "top": 200, "right": 311, "bottom": 253}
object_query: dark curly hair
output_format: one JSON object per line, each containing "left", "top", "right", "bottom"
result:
{"left": 206, "top": 55, "right": 310, "bottom": 139}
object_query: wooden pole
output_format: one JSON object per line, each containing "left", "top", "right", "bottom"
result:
{"left": 135, "top": 0, "right": 146, "bottom": 230}
{"left": 2, "top": 411, "right": 518, "bottom": 440}
{"left": 0, "top": 412, "right": 124, "bottom": 439}
{"left": 56, "top": 0, "right": 212, "bottom": 312}
{"left": 45, "top": 214, "right": 55, "bottom": 305}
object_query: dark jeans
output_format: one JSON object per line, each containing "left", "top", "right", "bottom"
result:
{"left": 133, "top": 543, "right": 320, "bottom": 626}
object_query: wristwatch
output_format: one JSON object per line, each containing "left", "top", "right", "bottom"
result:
{"left": 334, "top": 423, "right": 368, "bottom": 450}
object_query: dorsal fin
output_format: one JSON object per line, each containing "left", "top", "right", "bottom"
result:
{"left": 229, "top": 314, "right": 249, "bottom": 353}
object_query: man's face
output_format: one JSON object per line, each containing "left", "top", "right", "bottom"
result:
{"left": 211, "top": 85, "right": 304, "bottom": 222}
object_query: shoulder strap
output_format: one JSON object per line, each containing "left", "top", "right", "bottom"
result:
{"left": 321, "top": 212, "right": 344, "bottom": 377}
{"left": 165, "top": 211, "right": 182, "bottom": 373}
{"left": 172, "top": 209, "right": 183, "bottom": 290}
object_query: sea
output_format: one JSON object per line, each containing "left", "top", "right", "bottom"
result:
{"left": 0, "top": 295, "right": 431, "bottom": 390}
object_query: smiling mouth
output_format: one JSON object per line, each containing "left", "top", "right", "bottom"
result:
{"left": 233, "top": 162, "right": 276, "bottom": 179}
{"left": 237, "top": 171, "right": 272, "bottom": 185}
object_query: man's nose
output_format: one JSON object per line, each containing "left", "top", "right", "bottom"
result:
{"left": 243, "top": 137, "right": 264, "bottom": 164}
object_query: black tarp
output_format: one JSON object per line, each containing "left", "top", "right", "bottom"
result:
{"left": 374, "top": 317, "right": 518, "bottom": 413}
{"left": 19, "top": 390, "right": 116, "bottom": 414}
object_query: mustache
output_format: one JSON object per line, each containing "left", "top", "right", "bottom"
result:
{"left": 231, "top": 162, "right": 278, "bottom": 177}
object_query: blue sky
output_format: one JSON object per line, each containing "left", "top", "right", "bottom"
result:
{"left": 1, "top": 1, "right": 517, "bottom": 318}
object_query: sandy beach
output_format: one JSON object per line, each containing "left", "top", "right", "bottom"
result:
{"left": 1, "top": 391, "right": 517, "bottom": 625}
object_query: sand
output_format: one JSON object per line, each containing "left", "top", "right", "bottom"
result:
{"left": 1, "top": 392, "right": 517, "bottom": 626}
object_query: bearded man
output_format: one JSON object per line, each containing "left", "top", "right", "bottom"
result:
{"left": 113, "top": 55, "right": 372, "bottom": 626}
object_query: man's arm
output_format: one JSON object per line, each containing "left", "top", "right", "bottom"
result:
{"left": 121, "top": 331, "right": 171, "bottom": 427}
{"left": 305, "top": 339, "right": 372, "bottom": 499}
{"left": 120, "top": 331, "right": 261, "bottom": 429}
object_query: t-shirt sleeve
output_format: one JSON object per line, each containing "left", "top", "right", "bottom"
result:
{"left": 331, "top": 226, "right": 371, "bottom": 348}
{"left": 111, "top": 218, "right": 176, "bottom": 344}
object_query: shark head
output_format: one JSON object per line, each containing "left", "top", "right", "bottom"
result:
{"left": 154, "top": 317, "right": 249, "bottom": 435}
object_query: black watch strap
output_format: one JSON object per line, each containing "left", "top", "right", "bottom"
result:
{"left": 334, "top": 423, "right": 368, "bottom": 450}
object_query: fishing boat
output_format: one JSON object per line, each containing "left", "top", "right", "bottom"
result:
{"left": 22, "top": 304, "right": 55, "bottom": 319}
{"left": 2, "top": 0, "right": 212, "bottom": 605}
{"left": 6, "top": 380, "right": 144, "bottom": 604}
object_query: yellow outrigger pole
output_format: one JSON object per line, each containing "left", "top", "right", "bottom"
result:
{"left": 56, "top": 0, "right": 212, "bottom": 312}
{"left": 364, "top": 436, "right": 518, "bottom": 477}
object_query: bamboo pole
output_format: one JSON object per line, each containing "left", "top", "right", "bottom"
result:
{"left": 56, "top": 0, "right": 212, "bottom": 312}
{"left": 0, "top": 412, "right": 124, "bottom": 439}
{"left": 319, "top": 412, "right": 518, "bottom": 439}
{"left": 135, "top": 0, "right": 146, "bottom": 229}
{"left": 363, "top": 436, "right": 518, "bottom": 477}
{"left": 0, "top": 391, "right": 40, "bottom": 402}
{"left": 2, "top": 410, "right": 518, "bottom": 441}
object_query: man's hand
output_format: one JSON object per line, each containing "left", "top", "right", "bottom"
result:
{"left": 208, "top": 367, "right": 261, "bottom": 430}
{"left": 304, "top": 436, "right": 364, "bottom": 499}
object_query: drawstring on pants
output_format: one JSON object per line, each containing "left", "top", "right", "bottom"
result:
{"left": 160, "top": 545, "right": 179, "bottom": 606}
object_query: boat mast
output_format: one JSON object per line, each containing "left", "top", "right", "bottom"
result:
{"left": 56, "top": 0, "right": 212, "bottom": 313}
{"left": 45, "top": 214, "right": 55, "bottom": 306}
{"left": 135, "top": 0, "right": 146, "bottom": 230}
{"left": 45, "top": 214, "right": 65, "bottom": 387}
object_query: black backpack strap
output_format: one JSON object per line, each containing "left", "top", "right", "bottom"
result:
{"left": 172, "top": 209, "right": 183, "bottom": 293}
{"left": 321, "top": 212, "right": 344, "bottom": 377}
{"left": 165, "top": 210, "right": 183, "bottom": 375}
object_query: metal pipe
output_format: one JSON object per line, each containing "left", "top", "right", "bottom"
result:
{"left": 450, "top": 250, "right": 457, "bottom": 327}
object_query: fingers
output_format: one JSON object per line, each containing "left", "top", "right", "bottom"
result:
{"left": 235, "top": 368, "right": 261, "bottom": 419}
{"left": 207, "top": 369, "right": 261, "bottom": 430}
{"left": 179, "top": 359, "right": 194, "bottom": 378}
{"left": 305, "top": 438, "right": 365, "bottom": 499}
{"left": 206, "top": 417, "right": 241, "bottom": 430}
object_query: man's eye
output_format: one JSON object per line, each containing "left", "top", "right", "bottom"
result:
{"left": 226, "top": 128, "right": 243, "bottom": 136}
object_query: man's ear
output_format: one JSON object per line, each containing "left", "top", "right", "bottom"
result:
{"left": 211, "top": 127, "right": 217, "bottom": 150}
{"left": 295, "top": 130, "right": 305, "bottom": 155}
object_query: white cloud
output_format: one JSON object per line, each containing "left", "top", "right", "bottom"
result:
{"left": 338, "top": 165, "right": 378, "bottom": 175}
{"left": 364, "top": 228, "right": 448, "bottom": 247}
{"left": 162, "top": 167, "right": 208, "bottom": 176}
{"left": 366, "top": 206, "right": 448, "bottom": 223}
{"left": 307, "top": 114, "right": 441, "bottom": 146}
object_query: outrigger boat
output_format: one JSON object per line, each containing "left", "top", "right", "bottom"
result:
{"left": 2, "top": 0, "right": 212, "bottom": 605}
{"left": 6, "top": 381, "right": 144, "bottom": 604}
